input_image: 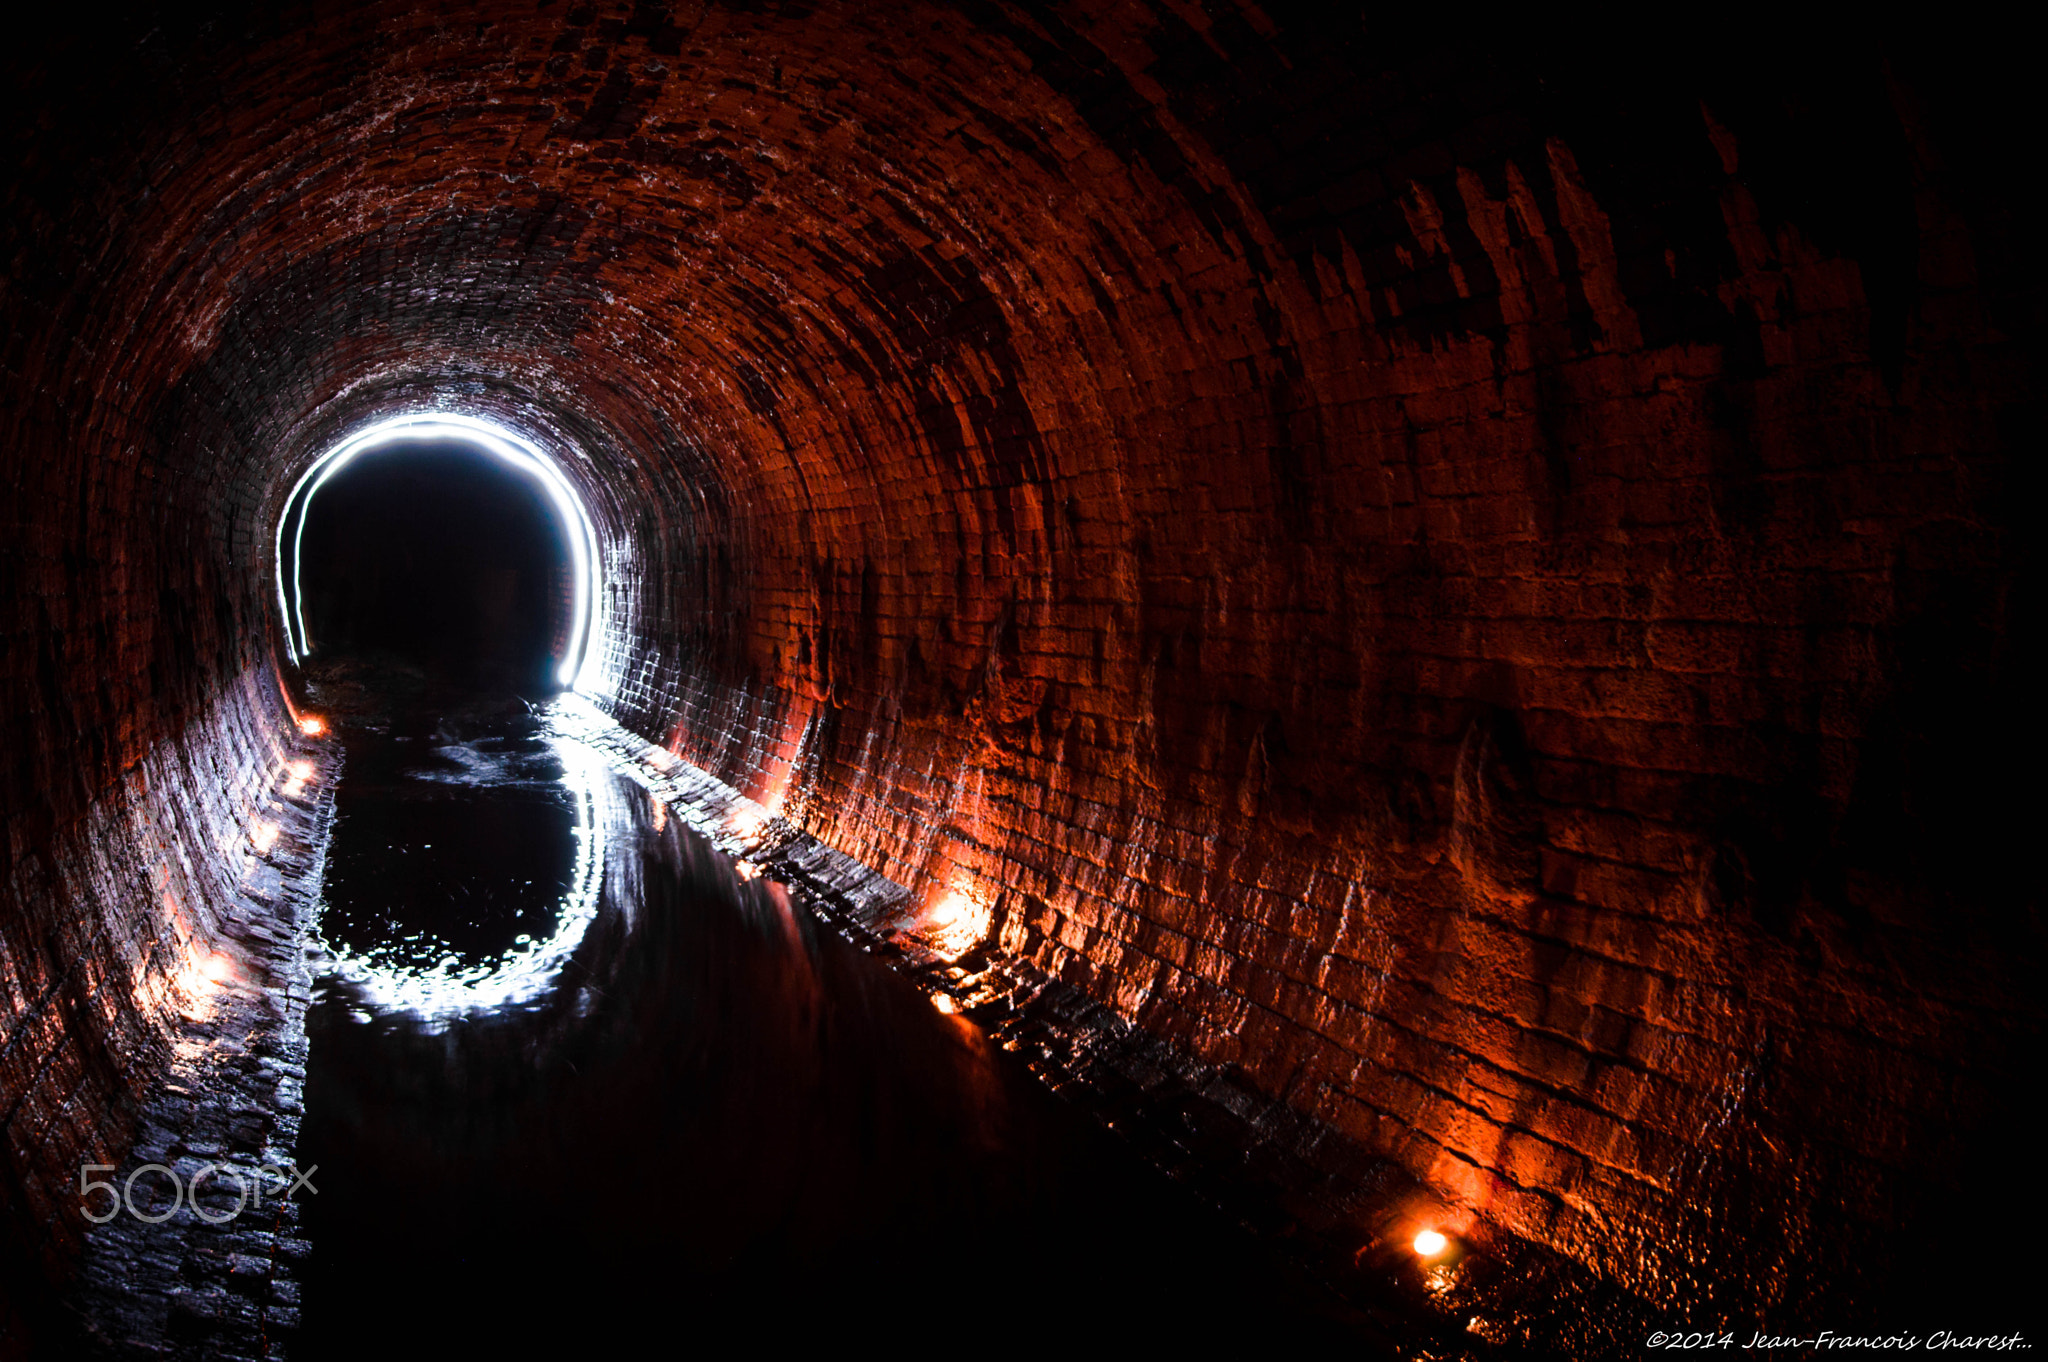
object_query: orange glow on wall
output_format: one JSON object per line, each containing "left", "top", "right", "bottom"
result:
{"left": 173, "top": 949, "right": 239, "bottom": 1020}
{"left": 298, "top": 715, "right": 326, "bottom": 737}
{"left": 920, "top": 890, "right": 992, "bottom": 961}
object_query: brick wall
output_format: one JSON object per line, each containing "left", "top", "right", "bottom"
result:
{"left": 4, "top": 0, "right": 2037, "bottom": 1331}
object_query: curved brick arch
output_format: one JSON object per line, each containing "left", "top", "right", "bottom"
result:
{"left": 3, "top": 4, "right": 2038, "bottom": 1343}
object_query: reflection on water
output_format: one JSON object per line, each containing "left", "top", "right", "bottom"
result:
{"left": 297, "top": 702, "right": 1372, "bottom": 1355}
{"left": 315, "top": 714, "right": 606, "bottom": 1018}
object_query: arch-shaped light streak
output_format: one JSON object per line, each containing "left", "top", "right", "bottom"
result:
{"left": 275, "top": 413, "right": 602, "bottom": 690}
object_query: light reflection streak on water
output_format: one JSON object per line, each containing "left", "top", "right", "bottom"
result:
{"left": 317, "top": 735, "right": 608, "bottom": 1021}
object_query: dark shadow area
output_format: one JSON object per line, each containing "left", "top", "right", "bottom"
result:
{"left": 294, "top": 440, "right": 570, "bottom": 696}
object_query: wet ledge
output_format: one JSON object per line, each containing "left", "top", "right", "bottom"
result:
{"left": 68, "top": 743, "right": 341, "bottom": 1360}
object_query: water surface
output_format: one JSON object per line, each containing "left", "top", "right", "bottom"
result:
{"left": 296, "top": 701, "right": 1376, "bottom": 1354}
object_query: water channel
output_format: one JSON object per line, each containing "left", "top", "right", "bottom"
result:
{"left": 292, "top": 690, "right": 1377, "bottom": 1353}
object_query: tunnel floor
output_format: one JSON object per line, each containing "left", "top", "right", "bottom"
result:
{"left": 288, "top": 673, "right": 1384, "bottom": 1354}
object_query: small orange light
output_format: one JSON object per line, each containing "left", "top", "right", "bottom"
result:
{"left": 298, "top": 715, "right": 326, "bottom": 737}
{"left": 931, "top": 993, "right": 959, "bottom": 1014}
{"left": 252, "top": 821, "right": 280, "bottom": 854}
{"left": 921, "top": 891, "right": 991, "bottom": 960}
{"left": 1413, "top": 1229, "right": 1449, "bottom": 1258}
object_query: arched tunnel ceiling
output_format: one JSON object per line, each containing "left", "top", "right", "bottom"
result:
{"left": 3, "top": 0, "right": 2040, "bottom": 1336}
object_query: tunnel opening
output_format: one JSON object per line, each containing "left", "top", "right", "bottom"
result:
{"left": 293, "top": 439, "right": 566, "bottom": 696}
{"left": 278, "top": 416, "right": 601, "bottom": 701}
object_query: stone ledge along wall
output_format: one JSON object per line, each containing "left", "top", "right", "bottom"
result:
{"left": 2, "top": 0, "right": 2038, "bottom": 1341}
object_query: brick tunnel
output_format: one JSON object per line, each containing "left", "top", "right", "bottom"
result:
{"left": 3, "top": 5, "right": 2040, "bottom": 1357}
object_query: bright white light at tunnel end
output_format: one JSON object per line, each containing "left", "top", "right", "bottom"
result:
{"left": 275, "top": 412, "right": 605, "bottom": 692}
